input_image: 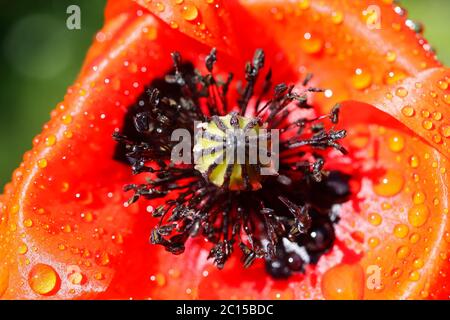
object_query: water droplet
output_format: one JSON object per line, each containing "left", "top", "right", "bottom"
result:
{"left": 95, "top": 252, "right": 111, "bottom": 266}
{"left": 81, "top": 211, "right": 94, "bottom": 223}
{"left": 437, "top": 79, "right": 448, "bottom": 90}
{"left": 45, "top": 135, "right": 56, "bottom": 147}
{"left": 409, "top": 270, "right": 420, "bottom": 281}
{"left": 413, "top": 258, "right": 424, "bottom": 269}
{"left": 395, "top": 87, "right": 408, "bottom": 98}
{"left": 408, "top": 204, "right": 429, "bottom": 227}
{"left": 401, "top": 106, "right": 415, "bottom": 117}
{"left": 68, "top": 271, "right": 84, "bottom": 285}
{"left": 443, "top": 94, "right": 450, "bottom": 105}
{"left": 408, "top": 234, "right": 420, "bottom": 245}
{"left": 181, "top": 4, "right": 199, "bottom": 21}
{"left": 373, "top": 170, "right": 404, "bottom": 197}
{"left": 386, "top": 51, "right": 397, "bottom": 62}
{"left": 155, "top": 2, "right": 165, "bottom": 12}
{"left": 152, "top": 273, "right": 166, "bottom": 287}
{"left": 62, "top": 114, "right": 72, "bottom": 124}
{"left": 297, "top": 0, "right": 309, "bottom": 10}
{"left": 37, "top": 158, "right": 48, "bottom": 168}
{"left": 61, "top": 224, "right": 72, "bottom": 233}
{"left": 28, "top": 264, "right": 60, "bottom": 295}
{"left": 24, "top": 218, "right": 33, "bottom": 228}
{"left": 64, "top": 130, "right": 73, "bottom": 139}
{"left": 368, "top": 237, "right": 380, "bottom": 248}
{"left": 144, "top": 26, "right": 158, "bottom": 40}
{"left": 384, "top": 70, "right": 406, "bottom": 85}
{"left": 331, "top": 11, "right": 344, "bottom": 24}
{"left": 432, "top": 111, "right": 443, "bottom": 121}
{"left": 439, "top": 124, "right": 450, "bottom": 138}
{"left": 409, "top": 155, "right": 420, "bottom": 168}
{"left": 422, "top": 120, "right": 433, "bottom": 130}
{"left": 388, "top": 135, "right": 405, "bottom": 152}
{"left": 94, "top": 272, "right": 105, "bottom": 280}
{"left": 351, "top": 68, "right": 372, "bottom": 90}
{"left": 170, "top": 21, "right": 179, "bottom": 29}
{"left": 111, "top": 233, "right": 124, "bottom": 244}
{"left": 300, "top": 32, "right": 323, "bottom": 54}
{"left": 18, "top": 243, "right": 28, "bottom": 255}
{"left": 412, "top": 191, "right": 426, "bottom": 204}
{"left": 390, "top": 268, "right": 402, "bottom": 279}
{"left": 393, "top": 224, "right": 409, "bottom": 238}
{"left": 396, "top": 245, "right": 410, "bottom": 259}
{"left": 321, "top": 264, "right": 364, "bottom": 300}
{"left": 368, "top": 213, "right": 382, "bottom": 226}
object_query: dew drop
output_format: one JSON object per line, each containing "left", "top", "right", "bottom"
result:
{"left": 37, "top": 158, "right": 48, "bottom": 168}
{"left": 388, "top": 135, "right": 405, "bottom": 152}
{"left": 61, "top": 114, "right": 72, "bottom": 124}
{"left": 438, "top": 79, "right": 448, "bottom": 90}
{"left": 24, "top": 218, "right": 33, "bottom": 228}
{"left": 45, "top": 135, "right": 56, "bottom": 147}
{"left": 95, "top": 252, "right": 111, "bottom": 266}
{"left": 81, "top": 211, "right": 94, "bottom": 223}
{"left": 155, "top": 2, "right": 165, "bottom": 12}
{"left": 443, "top": 94, "right": 450, "bottom": 105}
{"left": 331, "top": 11, "right": 344, "bottom": 24}
{"left": 401, "top": 106, "right": 415, "bottom": 117}
{"left": 410, "top": 233, "right": 420, "bottom": 244}
{"left": 439, "top": 124, "right": 450, "bottom": 138}
{"left": 368, "top": 237, "right": 380, "bottom": 248}
{"left": 384, "top": 70, "right": 406, "bottom": 85}
{"left": 413, "top": 258, "right": 424, "bottom": 269}
{"left": 373, "top": 170, "right": 404, "bottom": 197}
{"left": 351, "top": 68, "right": 372, "bottom": 90}
{"left": 28, "top": 264, "right": 60, "bottom": 295}
{"left": 395, "top": 87, "right": 408, "bottom": 98}
{"left": 368, "top": 213, "right": 382, "bottom": 226}
{"left": 68, "top": 271, "right": 84, "bottom": 285}
{"left": 412, "top": 191, "right": 426, "bottom": 205}
{"left": 408, "top": 204, "right": 429, "bottom": 227}
{"left": 181, "top": 4, "right": 199, "bottom": 21}
{"left": 300, "top": 32, "right": 323, "bottom": 54}
{"left": 396, "top": 245, "right": 410, "bottom": 259}
{"left": 422, "top": 120, "right": 433, "bottom": 130}
{"left": 393, "top": 224, "right": 409, "bottom": 239}
{"left": 18, "top": 243, "right": 28, "bottom": 255}
{"left": 409, "top": 270, "right": 420, "bottom": 281}
{"left": 321, "top": 264, "right": 364, "bottom": 300}
{"left": 297, "top": 0, "right": 310, "bottom": 10}
{"left": 409, "top": 155, "right": 420, "bottom": 168}
{"left": 385, "top": 51, "right": 397, "bottom": 62}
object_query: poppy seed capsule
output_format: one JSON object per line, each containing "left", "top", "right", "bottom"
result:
{"left": 193, "top": 113, "right": 276, "bottom": 191}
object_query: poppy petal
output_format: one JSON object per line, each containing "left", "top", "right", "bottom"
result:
{"left": 235, "top": 0, "right": 441, "bottom": 106}
{"left": 0, "top": 11, "right": 210, "bottom": 299}
{"left": 347, "top": 67, "right": 450, "bottom": 159}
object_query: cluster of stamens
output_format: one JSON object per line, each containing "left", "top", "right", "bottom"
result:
{"left": 113, "top": 48, "right": 349, "bottom": 277}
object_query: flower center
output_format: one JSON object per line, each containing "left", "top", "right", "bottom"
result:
{"left": 194, "top": 113, "right": 272, "bottom": 191}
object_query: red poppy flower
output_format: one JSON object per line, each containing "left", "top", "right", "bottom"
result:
{"left": 1, "top": 0, "right": 449, "bottom": 300}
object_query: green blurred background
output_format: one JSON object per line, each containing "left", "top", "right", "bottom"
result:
{"left": 0, "top": 0, "right": 449, "bottom": 189}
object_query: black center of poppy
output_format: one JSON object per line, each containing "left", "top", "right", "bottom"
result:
{"left": 113, "top": 49, "right": 350, "bottom": 278}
